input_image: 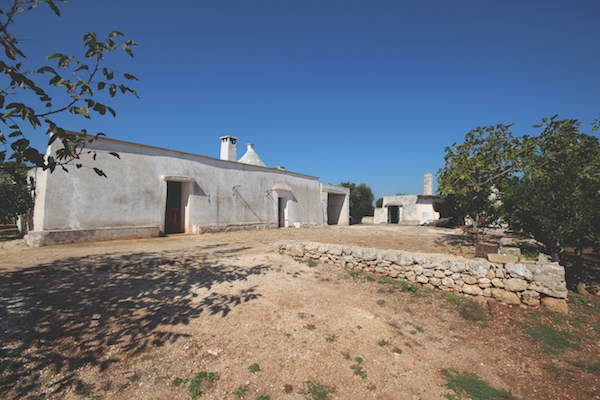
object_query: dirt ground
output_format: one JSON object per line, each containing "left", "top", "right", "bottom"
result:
{"left": 1, "top": 225, "right": 599, "bottom": 399}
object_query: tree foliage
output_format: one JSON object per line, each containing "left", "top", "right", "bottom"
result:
{"left": 502, "top": 117, "right": 600, "bottom": 263}
{"left": 0, "top": 0, "right": 137, "bottom": 175}
{"left": 0, "top": 161, "right": 32, "bottom": 222}
{"left": 438, "top": 115, "right": 600, "bottom": 264}
{"left": 340, "top": 182, "right": 374, "bottom": 223}
{"left": 437, "top": 124, "right": 521, "bottom": 228}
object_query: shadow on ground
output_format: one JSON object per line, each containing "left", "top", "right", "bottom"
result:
{"left": 0, "top": 245, "right": 268, "bottom": 398}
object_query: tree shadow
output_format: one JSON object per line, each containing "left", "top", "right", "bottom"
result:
{"left": 0, "top": 246, "right": 270, "bottom": 398}
{"left": 433, "top": 233, "right": 476, "bottom": 248}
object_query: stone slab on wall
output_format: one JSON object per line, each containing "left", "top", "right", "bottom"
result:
{"left": 192, "top": 222, "right": 278, "bottom": 234}
{"left": 27, "top": 226, "right": 160, "bottom": 247}
{"left": 274, "top": 240, "right": 568, "bottom": 309}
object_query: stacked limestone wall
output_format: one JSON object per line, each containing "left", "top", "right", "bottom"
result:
{"left": 274, "top": 240, "right": 568, "bottom": 307}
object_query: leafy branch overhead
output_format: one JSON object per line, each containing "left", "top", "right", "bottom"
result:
{"left": 0, "top": 0, "right": 137, "bottom": 175}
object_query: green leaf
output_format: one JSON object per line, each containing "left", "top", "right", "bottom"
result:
{"left": 37, "top": 66, "right": 57, "bottom": 74}
{"left": 93, "top": 102, "right": 106, "bottom": 115}
{"left": 121, "top": 44, "right": 134, "bottom": 57}
{"left": 47, "top": 1, "right": 61, "bottom": 16}
{"left": 46, "top": 53, "right": 63, "bottom": 61}
{"left": 74, "top": 64, "right": 89, "bottom": 72}
{"left": 73, "top": 106, "right": 90, "bottom": 118}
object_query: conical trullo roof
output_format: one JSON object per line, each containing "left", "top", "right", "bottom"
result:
{"left": 238, "top": 143, "right": 266, "bottom": 167}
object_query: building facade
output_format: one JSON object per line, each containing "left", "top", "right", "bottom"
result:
{"left": 27, "top": 136, "right": 349, "bottom": 246}
{"left": 373, "top": 173, "right": 446, "bottom": 225}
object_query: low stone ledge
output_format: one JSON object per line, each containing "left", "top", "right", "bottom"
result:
{"left": 27, "top": 226, "right": 160, "bottom": 247}
{"left": 488, "top": 253, "right": 519, "bottom": 264}
{"left": 194, "top": 222, "right": 278, "bottom": 234}
{"left": 274, "top": 240, "right": 569, "bottom": 310}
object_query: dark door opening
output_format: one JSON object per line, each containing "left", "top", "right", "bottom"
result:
{"left": 327, "top": 193, "right": 344, "bottom": 225}
{"left": 165, "top": 181, "right": 182, "bottom": 234}
{"left": 388, "top": 206, "right": 400, "bottom": 224}
{"left": 278, "top": 197, "right": 285, "bottom": 227}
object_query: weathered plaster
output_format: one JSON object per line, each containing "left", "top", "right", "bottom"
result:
{"left": 29, "top": 137, "right": 346, "bottom": 246}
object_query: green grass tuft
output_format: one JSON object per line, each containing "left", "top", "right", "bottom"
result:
{"left": 298, "top": 381, "right": 336, "bottom": 400}
{"left": 233, "top": 386, "right": 247, "bottom": 396}
{"left": 442, "top": 292, "right": 462, "bottom": 303}
{"left": 248, "top": 364, "right": 261, "bottom": 373}
{"left": 442, "top": 369, "right": 520, "bottom": 399}
{"left": 525, "top": 323, "right": 581, "bottom": 353}
{"left": 459, "top": 300, "right": 488, "bottom": 322}
{"left": 189, "top": 372, "right": 219, "bottom": 399}
{"left": 172, "top": 377, "right": 188, "bottom": 386}
{"left": 399, "top": 280, "right": 418, "bottom": 293}
{"left": 325, "top": 334, "right": 337, "bottom": 343}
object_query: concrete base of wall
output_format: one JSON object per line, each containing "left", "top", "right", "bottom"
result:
{"left": 27, "top": 226, "right": 160, "bottom": 247}
{"left": 193, "top": 222, "right": 278, "bottom": 234}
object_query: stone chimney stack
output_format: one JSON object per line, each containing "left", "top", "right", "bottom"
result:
{"left": 219, "top": 136, "right": 238, "bottom": 161}
{"left": 423, "top": 173, "right": 433, "bottom": 195}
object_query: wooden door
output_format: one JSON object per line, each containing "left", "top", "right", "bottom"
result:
{"left": 165, "top": 181, "right": 182, "bottom": 234}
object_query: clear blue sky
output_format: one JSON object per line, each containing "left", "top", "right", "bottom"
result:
{"left": 11, "top": 0, "right": 600, "bottom": 199}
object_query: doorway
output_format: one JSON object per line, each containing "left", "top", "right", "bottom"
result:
{"left": 165, "top": 181, "right": 183, "bottom": 234}
{"left": 278, "top": 197, "right": 286, "bottom": 227}
{"left": 326, "top": 193, "right": 345, "bottom": 225}
{"left": 388, "top": 205, "right": 400, "bottom": 224}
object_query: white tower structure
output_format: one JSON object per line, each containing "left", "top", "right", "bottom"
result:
{"left": 424, "top": 173, "right": 433, "bottom": 195}
{"left": 219, "top": 136, "right": 238, "bottom": 161}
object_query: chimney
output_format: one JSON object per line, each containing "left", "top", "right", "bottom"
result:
{"left": 423, "top": 173, "right": 433, "bottom": 195}
{"left": 219, "top": 136, "right": 238, "bottom": 161}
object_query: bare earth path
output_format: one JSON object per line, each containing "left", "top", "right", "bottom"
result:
{"left": 1, "top": 226, "right": 598, "bottom": 399}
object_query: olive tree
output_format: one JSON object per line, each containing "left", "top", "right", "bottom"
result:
{"left": 0, "top": 161, "right": 32, "bottom": 222}
{"left": 340, "top": 182, "right": 374, "bottom": 223}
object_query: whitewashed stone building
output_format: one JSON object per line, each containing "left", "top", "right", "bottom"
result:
{"left": 27, "top": 136, "right": 349, "bottom": 246}
{"left": 373, "top": 173, "right": 447, "bottom": 225}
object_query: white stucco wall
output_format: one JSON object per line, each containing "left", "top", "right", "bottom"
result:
{"left": 320, "top": 184, "right": 350, "bottom": 226}
{"left": 31, "top": 138, "right": 323, "bottom": 237}
{"left": 373, "top": 208, "right": 387, "bottom": 224}
{"left": 373, "top": 195, "right": 440, "bottom": 225}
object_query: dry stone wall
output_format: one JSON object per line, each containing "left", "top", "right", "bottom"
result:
{"left": 274, "top": 240, "right": 568, "bottom": 308}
